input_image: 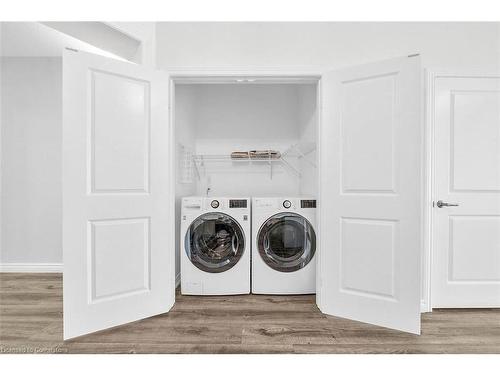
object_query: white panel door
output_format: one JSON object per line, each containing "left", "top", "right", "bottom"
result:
{"left": 432, "top": 75, "right": 500, "bottom": 307}
{"left": 63, "top": 50, "right": 174, "bottom": 339}
{"left": 319, "top": 56, "right": 422, "bottom": 334}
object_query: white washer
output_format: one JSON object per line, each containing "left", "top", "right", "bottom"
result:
{"left": 181, "top": 197, "right": 250, "bottom": 295}
{"left": 252, "top": 197, "right": 317, "bottom": 294}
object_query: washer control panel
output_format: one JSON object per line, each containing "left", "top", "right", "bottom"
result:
{"left": 300, "top": 199, "right": 316, "bottom": 208}
{"left": 229, "top": 199, "right": 248, "bottom": 208}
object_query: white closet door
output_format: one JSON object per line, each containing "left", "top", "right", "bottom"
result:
{"left": 319, "top": 56, "right": 422, "bottom": 334}
{"left": 432, "top": 75, "right": 500, "bottom": 307}
{"left": 63, "top": 50, "right": 174, "bottom": 339}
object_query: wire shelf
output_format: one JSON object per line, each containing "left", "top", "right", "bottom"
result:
{"left": 189, "top": 143, "right": 316, "bottom": 180}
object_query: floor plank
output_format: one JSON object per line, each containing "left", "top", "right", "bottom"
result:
{"left": 1, "top": 273, "right": 499, "bottom": 354}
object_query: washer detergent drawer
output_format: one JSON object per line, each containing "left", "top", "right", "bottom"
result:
{"left": 182, "top": 197, "right": 202, "bottom": 210}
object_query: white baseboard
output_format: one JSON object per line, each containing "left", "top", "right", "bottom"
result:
{"left": 0, "top": 263, "right": 63, "bottom": 273}
{"left": 175, "top": 273, "right": 181, "bottom": 288}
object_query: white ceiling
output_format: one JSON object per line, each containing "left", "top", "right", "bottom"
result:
{"left": 0, "top": 22, "right": 125, "bottom": 59}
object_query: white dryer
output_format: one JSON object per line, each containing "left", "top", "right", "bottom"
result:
{"left": 252, "top": 197, "right": 317, "bottom": 294}
{"left": 181, "top": 197, "right": 250, "bottom": 295}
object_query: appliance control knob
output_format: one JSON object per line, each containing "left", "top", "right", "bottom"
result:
{"left": 211, "top": 200, "right": 220, "bottom": 209}
{"left": 283, "top": 200, "right": 292, "bottom": 209}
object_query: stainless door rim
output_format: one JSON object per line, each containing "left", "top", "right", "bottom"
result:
{"left": 257, "top": 212, "right": 316, "bottom": 273}
{"left": 185, "top": 212, "right": 246, "bottom": 273}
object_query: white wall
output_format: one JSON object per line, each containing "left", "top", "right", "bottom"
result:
{"left": 156, "top": 22, "right": 499, "bottom": 72}
{"left": 105, "top": 22, "right": 157, "bottom": 67}
{"left": 2, "top": 23, "right": 104, "bottom": 59}
{"left": 42, "top": 22, "right": 140, "bottom": 62}
{"left": 193, "top": 84, "right": 301, "bottom": 198}
{"left": 1, "top": 57, "right": 62, "bottom": 264}
{"left": 176, "top": 84, "right": 318, "bottom": 198}
{"left": 174, "top": 85, "right": 198, "bottom": 280}
{"left": 297, "top": 84, "right": 318, "bottom": 197}
{"left": 38, "top": 22, "right": 156, "bottom": 66}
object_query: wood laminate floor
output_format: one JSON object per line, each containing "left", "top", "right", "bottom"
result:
{"left": 1, "top": 273, "right": 499, "bottom": 354}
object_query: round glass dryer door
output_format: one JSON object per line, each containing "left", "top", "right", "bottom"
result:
{"left": 257, "top": 212, "right": 316, "bottom": 272}
{"left": 185, "top": 212, "right": 245, "bottom": 273}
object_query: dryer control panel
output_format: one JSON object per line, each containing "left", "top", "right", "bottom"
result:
{"left": 254, "top": 198, "right": 276, "bottom": 209}
{"left": 254, "top": 197, "right": 317, "bottom": 211}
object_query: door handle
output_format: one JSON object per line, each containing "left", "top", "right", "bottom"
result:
{"left": 436, "top": 200, "right": 459, "bottom": 208}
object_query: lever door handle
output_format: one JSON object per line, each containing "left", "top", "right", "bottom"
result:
{"left": 436, "top": 200, "right": 459, "bottom": 208}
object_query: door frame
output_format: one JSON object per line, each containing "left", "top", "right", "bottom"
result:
{"left": 167, "top": 68, "right": 323, "bottom": 290}
{"left": 425, "top": 69, "right": 500, "bottom": 310}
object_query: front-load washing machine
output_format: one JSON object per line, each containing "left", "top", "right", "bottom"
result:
{"left": 181, "top": 197, "right": 250, "bottom": 295}
{"left": 252, "top": 197, "right": 317, "bottom": 294}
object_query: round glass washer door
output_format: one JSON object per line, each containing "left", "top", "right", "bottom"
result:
{"left": 185, "top": 212, "right": 245, "bottom": 273}
{"left": 257, "top": 212, "right": 316, "bottom": 273}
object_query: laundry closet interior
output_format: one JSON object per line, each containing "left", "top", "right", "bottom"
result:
{"left": 173, "top": 79, "right": 319, "bottom": 197}
{"left": 172, "top": 77, "right": 320, "bottom": 292}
